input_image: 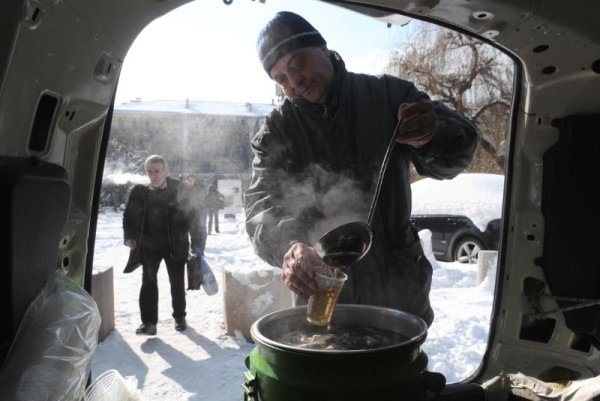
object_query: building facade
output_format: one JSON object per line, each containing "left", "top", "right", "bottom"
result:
{"left": 109, "top": 99, "right": 275, "bottom": 183}
{"left": 100, "top": 99, "right": 275, "bottom": 209}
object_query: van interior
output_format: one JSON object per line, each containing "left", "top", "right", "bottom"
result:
{"left": 1, "top": 0, "right": 600, "bottom": 400}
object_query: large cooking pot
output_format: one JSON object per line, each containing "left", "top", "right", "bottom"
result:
{"left": 243, "top": 304, "right": 445, "bottom": 401}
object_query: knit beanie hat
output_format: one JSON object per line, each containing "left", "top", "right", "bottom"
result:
{"left": 257, "top": 11, "right": 326, "bottom": 76}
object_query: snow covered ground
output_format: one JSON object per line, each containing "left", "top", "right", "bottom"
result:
{"left": 91, "top": 198, "right": 498, "bottom": 400}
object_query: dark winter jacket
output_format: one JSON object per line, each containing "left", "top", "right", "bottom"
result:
{"left": 123, "top": 176, "right": 201, "bottom": 273}
{"left": 244, "top": 51, "right": 478, "bottom": 268}
{"left": 206, "top": 185, "right": 225, "bottom": 210}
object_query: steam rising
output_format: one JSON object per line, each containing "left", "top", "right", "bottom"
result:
{"left": 277, "top": 164, "right": 372, "bottom": 242}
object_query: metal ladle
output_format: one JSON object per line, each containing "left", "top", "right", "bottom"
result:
{"left": 314, "top": 120, "right": 402, "bottom": 267}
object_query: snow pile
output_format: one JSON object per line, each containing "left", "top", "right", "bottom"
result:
{"left": 411, "top": 173, "right": 504, "bottom": 231}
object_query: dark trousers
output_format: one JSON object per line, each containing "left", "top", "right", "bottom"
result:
{"left": 197, "top": 208, "right": 208, "bottom": 253}
{"left": 139, "top": 248, "right": 186, "bottom": 324}
{"left": 208, "top": 208, "right": 219, "bottom": 233}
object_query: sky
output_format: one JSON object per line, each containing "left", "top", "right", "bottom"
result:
{"left": 80, "top": 173, "right": 501, "bottom": 401}
{"left": 114, "top": 0, "right": 411, "bottom": 105}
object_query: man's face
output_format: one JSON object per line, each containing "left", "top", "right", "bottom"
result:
{"left": 145, "top": 162, "right": 167, "bottom": 188}
{"left": 270, "top": 46, "right": 334, "bottom": 104}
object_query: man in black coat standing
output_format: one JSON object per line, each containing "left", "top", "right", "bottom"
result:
{"left": 244, "top": 12, "right": 478, "bottom": 326}
{"left": 185, "top": 173, "right": 208, "bottom": 256}
{"left": 123, "top": 155, "right": 201, "bottom": 335}
{"left": 206, "top": 184, "right": 225, "bottom": 235}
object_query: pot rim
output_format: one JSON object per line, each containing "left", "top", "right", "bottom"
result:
{"left": 250, "top": 304, "right": 428, "bottom": 356}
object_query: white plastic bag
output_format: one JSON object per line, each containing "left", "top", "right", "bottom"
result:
{"left": 0, "top": 269, "right": 101, "bottom": 401}
{"left": 200, "top": 255, "right": 218, "bottom": 296}
{"left": 84, "top": 369, "right": 144, "bottom": 401}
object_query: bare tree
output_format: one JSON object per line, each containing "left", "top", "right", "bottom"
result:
{"left": 386, "top": 22, "right": 513, "bottom": 175}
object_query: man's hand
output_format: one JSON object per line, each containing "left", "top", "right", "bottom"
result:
{"left": 282, "top": 242, "right": 321, "bottom": 298}
{"left": 124, "top": 239, "right": 136, "bottom": 249}
{"left": 395, "top": 101, "right": 436, "bottom": 149}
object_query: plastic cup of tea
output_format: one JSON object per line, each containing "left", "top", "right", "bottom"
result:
{"left": 306, "top": 266, "right": 348, "bottom": 326}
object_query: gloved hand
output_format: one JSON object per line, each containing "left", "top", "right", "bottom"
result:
{"left": 194, "top": 247, "right": 204, "bottom": 256}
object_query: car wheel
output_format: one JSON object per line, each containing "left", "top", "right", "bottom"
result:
{"left": 454, "top": 236, "right": 484, "bottom": 264}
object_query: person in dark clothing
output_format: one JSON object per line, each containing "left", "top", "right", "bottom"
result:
{"left": 206, "top": 184, "right": 225, "bottom": 234}
{"left": 123, "top": 155, "right": 202, "bottom": 335}
{"left": 185, "top": 174, "right": 208, "bottom": 255}
{"left": 244, "top": 11, "right": 478, "bottom": 326}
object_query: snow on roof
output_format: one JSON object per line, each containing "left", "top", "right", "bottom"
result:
{"left": 114, "top": 99, "right": 277, "bottom": 117}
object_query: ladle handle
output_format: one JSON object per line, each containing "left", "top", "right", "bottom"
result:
{"left": 367, "top": 119, "right": 402, "bottom": 226}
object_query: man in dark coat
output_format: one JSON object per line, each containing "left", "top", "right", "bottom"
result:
{"left": 123, "top": 155, "right": 201, "bottom": 335}
{"left": 185, "top": 174, "right": 208, "bottom": 256}
{"left": 206, "top": 184, "right": 225, "bottom": 234}
{"left": 244, "top": 11, "right": 478, "bottom": 326}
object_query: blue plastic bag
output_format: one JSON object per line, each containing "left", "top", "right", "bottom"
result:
{"left": 200, "top": 256, "right": 218, "bottom": 296}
